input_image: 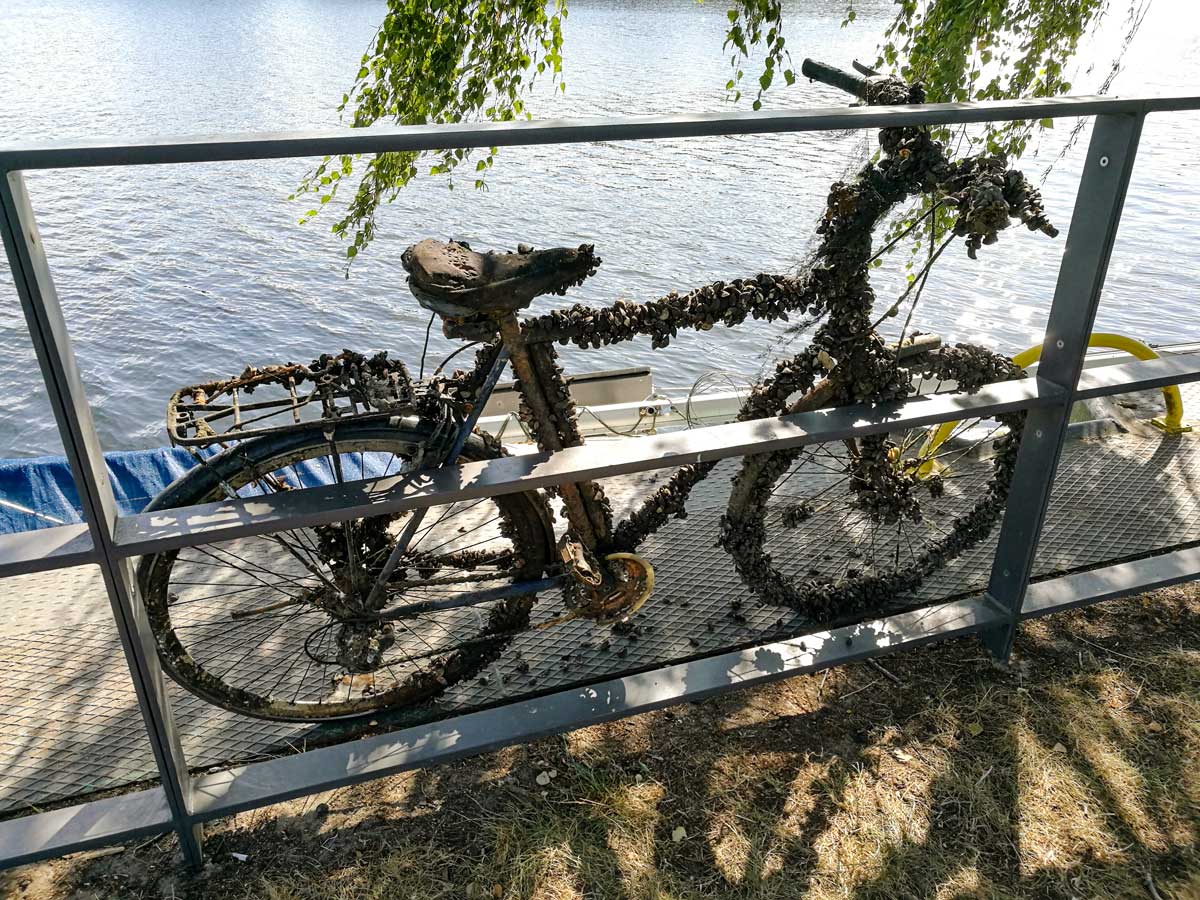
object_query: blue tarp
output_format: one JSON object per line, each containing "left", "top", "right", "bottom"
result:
{"left": 0, "top": 447, "right": 202, "bottom": 533}
{"left": 0, "top": 445, "right": 410, "bottom": 534}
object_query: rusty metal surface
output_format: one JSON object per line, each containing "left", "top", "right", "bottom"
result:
{"left": 167, "top": 350, "right": 417, "bottom": 448}
{"left": 2, "top": 415, "right": 1200, "bottom": 814}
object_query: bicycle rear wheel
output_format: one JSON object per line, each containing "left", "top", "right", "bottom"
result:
{"left": 137, "top": 421, "right": 554, "bottom": 721}
{"left": 721, "top": 345, "right": 1025, "bottom": 621}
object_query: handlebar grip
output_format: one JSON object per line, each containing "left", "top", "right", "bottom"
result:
{"left": 801, "top": 58, "right": 869, "bottom": 100}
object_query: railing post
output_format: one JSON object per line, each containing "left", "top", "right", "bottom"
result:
{"left": 0, "top": 171, "right": 203, "bottom": 866}
{"left": 980, "top": 112, "right": 1145, "bottom": 661}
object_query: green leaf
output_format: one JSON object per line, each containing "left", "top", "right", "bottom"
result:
{"left": 1039, "top": 117, "right": 1054, "bottom": 129}
{"left": 301, "top": 0, "right": 1116, "bottom": 266}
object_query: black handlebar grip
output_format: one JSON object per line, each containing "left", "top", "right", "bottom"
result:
{"left": 801, "top": 58, "right": 869, "bottom": 100}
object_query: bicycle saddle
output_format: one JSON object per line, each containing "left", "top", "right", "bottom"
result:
{"left": 401, "top": 239, "right": 601, "bottom": 318}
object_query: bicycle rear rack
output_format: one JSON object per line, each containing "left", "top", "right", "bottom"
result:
{"left": 166, "top": 350, "right": 418, "bottom": 447}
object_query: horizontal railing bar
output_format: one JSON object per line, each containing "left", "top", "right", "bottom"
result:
{"left": 0, "top": 523, "right": 95, "bottom": 578}
{"left": 0, "top": 786, "right": 173, "bottom": 871}
{"left": 1, "top": 95, "right": 1195, "bottom": 171}
{"left": 1, "top": 547, "right": 1184, "bottom": 854}
{"left": 189, "top": 593, "right": 1003, "bottom": 821}
{"left": 1073, "top": 353, "right": 1200, "bottom": 399}
{"left": 1, "top": 543, "right": 1183, "bottom": 866}
{"left": 19, "top": 355, "right": 1196, "bottom": 568}
{"left": 114, "top": 374, "right": 1065, "bottom": 557}
{"left": 1022, "top": 546, "right": 1200, "bottom": 619}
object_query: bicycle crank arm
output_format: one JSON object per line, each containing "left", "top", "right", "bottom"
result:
{"left": 379, "top": 574, "right": 567, "bottom": 619}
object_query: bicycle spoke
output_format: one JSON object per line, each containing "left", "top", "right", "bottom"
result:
{"left": 408, "top": 496, "right": 490, "bottom": 550}
{"left": 415, "top": 520, "right": 508, "bottom": 558}
{"left": 215, "top": 605, "right": 311, "bottom": 682}
{"left": 264, "top": 533, "right": 340, "bottom": 592}
{"left": 143, "top": 432, "right": 548, "bottom": 718}
{"left": 183, "top": 545, "right": 310, "bottom": 596}
{"left": 169, "top": 583, "right": 299, "bottom": 608}
{"left": 411, "top": 508, "right": 503, "bottom": 557}
{"left": 180, "top": 545, "right": 303, "bottom": 585}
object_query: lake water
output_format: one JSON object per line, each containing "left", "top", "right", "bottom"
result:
{"left": 1, "top": 0, "right": 1198, "bottom": 457}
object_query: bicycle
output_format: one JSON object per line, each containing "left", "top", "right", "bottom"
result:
{"left": 137, "top": 60, "right": 1059, "bottom": 721}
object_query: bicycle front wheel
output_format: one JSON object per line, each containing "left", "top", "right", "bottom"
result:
{"left": 137, "top": 421, "right": 554, "bottom": 721}
{"left": 721, "top": 345, "right": 1025, "bottom": 621}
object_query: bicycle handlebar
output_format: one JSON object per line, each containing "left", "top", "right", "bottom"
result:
{"left": 800, "top": 58, "right": 870, "bottom": 101}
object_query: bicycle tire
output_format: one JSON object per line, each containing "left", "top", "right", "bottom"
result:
{"left": 137, "top": 420, "right": 554, "bottom": 721}
{"left": 721, "top": 344, "right": 1025, "bottom": 622}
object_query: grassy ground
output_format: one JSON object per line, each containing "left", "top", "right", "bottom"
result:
{"left": 5, "top": 587, "right": 1199, "bottom": 899}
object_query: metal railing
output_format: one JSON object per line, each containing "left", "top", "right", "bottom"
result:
{"left": 3, "top": 93, "right": 1200, "bottom": 869}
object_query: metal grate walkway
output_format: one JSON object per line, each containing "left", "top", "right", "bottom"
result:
{"left": 3, "top": 392, "right": 1199, "bottom": 815}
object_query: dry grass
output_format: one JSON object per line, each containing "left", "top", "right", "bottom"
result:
{"left": 5, "top": 587, "right": 1199, "bottom": 900}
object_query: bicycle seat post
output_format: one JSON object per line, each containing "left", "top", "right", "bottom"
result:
{"left": 495, "top": 311, "right": 611, "bottom": 553}
{"left": 401, "top": 236, "right": 615, "bottom": 587}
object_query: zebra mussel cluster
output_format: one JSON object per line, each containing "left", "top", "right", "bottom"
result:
{"left": 718, "top": 344, "right": 1027, "bottom": 619}
{"left": 945, "top": 157, "right": 1060, "bottom": 258}
{"left": 418, "top": 340, "right": 504, "bottom": 419}
{"left": 522, "top": 272, "right": 818, "bottom": 351}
